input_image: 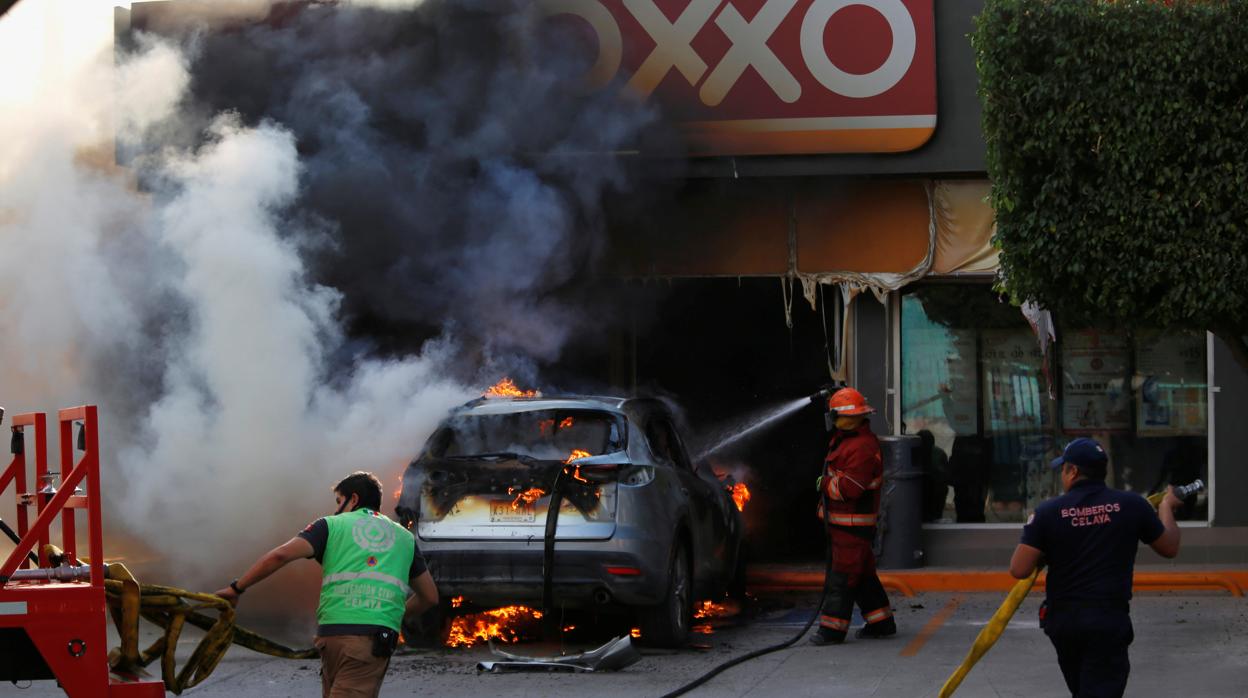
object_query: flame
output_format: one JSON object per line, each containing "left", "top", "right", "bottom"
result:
{"left": 693, "top": 599, "right": 737, "bottom": 620}
{"left": 539, "top": 416, "right": 576, "bottom": 436}
{"left": 451, "top": 595, "right": 464, "bottom": 608}
{"left": 565, "top": 449, "right": 591, "bottom": 464}
{"left": 484, "top": 378, "right": 539, "bottom": 399}
{"left": 692, "top": 623, "right": 714, "bottom": 635}
{"left": 563, "top": 625, "right": 576, "bottom": 633}
{"left": 731, "top": 483, "right": 751, "bottom": 512}
{"left": 630, "top": 627, "right": 641, "bottom": 639}
{"left": 444, "top": 605, "right": 544, "bottom": 648}
{"left": 508, "top": 487, "right": 545, "bottom": 510}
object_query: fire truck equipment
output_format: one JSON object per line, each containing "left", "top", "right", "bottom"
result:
{"left": 0, "top": 406, "right": 315, "bottom": 697}
{"left": 937, "top": 479, "right": 1205, "bottom": 698}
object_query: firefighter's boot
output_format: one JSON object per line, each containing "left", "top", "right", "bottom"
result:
{"left": 854, "top": 616, "right": 897, "bottom": 639}
{"left": 809, "top": 630, "right": 846, "bottom": 646}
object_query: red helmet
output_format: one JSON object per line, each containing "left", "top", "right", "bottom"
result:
{"left": 828, "top": 387, "right": 875, "bottom": 416}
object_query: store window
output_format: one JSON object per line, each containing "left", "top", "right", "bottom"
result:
{"left": 901, "top": 285, "right": 1208, "bottom": 524}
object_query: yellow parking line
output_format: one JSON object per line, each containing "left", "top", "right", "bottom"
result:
{"left": 900, "top": 596, "right": 961, "bottom": 657}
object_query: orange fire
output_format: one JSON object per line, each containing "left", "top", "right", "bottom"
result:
{"left": 731, "top": 483, "right": 751, "bottom": 512}
{"left": 693, "top": 623, "right": 714, "bottom": 635}
{"left": 565, "top": 449, "right": 591, "bottom": 464}
{"left": 694, "top": 599, "right": 738, "bottom": 620}
{"left": 508, "top": 487, "right": 546, "bottom": 510}
{"left": 484, "top": 378, "right": 539, "bottom": 399}
{"left": 451, "top": 595, "right": 464, "bottom": 608}
{"left": 538, "top": 416, "right": 575, "bottom": 436}
{"left": 444, "top": 605, "right": 544, "bottom": 648}
{"left": 630, "top": 627, "right": 641, "bottom": 639}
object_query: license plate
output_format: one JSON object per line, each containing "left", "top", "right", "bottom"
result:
{"left": 490, "top": 501, "right": 536, "bottom": 523}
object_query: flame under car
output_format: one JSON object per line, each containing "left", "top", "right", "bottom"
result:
{"left": 396, "top": 396, "right": 745, "bottom": 648}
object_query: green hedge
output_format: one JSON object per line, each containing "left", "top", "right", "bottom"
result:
{"left": 973, "top": 0, "right": 1248, "bottom": 354}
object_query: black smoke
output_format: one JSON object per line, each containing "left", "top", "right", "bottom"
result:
{"left": 131, "top": 0, "right": 678, "bottom": 366}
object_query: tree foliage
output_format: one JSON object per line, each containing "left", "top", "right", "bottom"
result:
{"left": 973, "top": 0, "right": 1248, "bottom": 365}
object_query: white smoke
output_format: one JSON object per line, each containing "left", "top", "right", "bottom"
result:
{"left": 0, "top": 3, "right": 474, "bottom": 587}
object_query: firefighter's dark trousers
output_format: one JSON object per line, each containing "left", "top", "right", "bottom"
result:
{"left": 817, "top": 526, "right": 893, "bottom": 641}
{"left": 1043, "top": 604, "right": 1133, "bottom": 698}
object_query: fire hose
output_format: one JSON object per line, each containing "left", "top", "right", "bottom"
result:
{"left": 103, "top": 562, "right": 317, "bottom": 695}
{"left": 937, "top": 479, "right": 1205, "bottom": 698}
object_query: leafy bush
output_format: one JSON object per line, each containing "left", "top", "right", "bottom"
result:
{"left": 973, "top": 0, "right": 1248, "bottom": 365}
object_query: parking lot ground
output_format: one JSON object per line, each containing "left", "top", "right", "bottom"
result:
{"left": 13, "top": 590, "right": 1248, "bottom": 697}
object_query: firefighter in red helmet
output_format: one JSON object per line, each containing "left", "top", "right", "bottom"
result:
{"left": 810, "top": 387, "right": 896, "bottom": 645}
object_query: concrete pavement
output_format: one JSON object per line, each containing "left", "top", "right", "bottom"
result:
{"left": 14, "top": 589, "right": 1247, "bottom": 697}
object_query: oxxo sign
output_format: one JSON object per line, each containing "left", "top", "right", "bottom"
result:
{"left": 541, "top": 0, "right": 937, "bottom": 156}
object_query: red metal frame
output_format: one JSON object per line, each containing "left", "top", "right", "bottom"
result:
{"left": 0, "top": 406, "right": 163, "bottom": 697}
{"left": 0, "top": 411, "right": 43, "bottom": 569}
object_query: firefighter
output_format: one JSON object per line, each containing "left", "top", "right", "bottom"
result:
{"left": 1009, "top": 438, "right": 1182, "bottom": 697}
{"left": 215, "top": 472, "right": 439, "bottom": 697}
{"left": 810, "top": 387, "right": 896, "bottom": 645}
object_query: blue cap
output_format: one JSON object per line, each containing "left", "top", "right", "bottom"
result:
{"left": 1050, "top": 437, "right": 1108, "bottom": 470}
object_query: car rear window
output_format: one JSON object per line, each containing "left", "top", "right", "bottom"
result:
{"left": 426, "top": 409, "right": 625, "bottom": 461}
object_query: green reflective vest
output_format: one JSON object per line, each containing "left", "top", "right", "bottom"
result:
{"left": 318, "top": 508, "right": 415, "bottom": 631}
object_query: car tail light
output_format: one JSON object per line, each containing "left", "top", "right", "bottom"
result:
{"left": 604, "top": 566, "right": 642, "bottom": 576}
{"left": 619, "top": 465, "right": 655, "bottom": 487}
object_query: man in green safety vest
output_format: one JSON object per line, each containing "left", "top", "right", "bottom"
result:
{"left": 215, "top": 471, "right": 439, "bottom": 697}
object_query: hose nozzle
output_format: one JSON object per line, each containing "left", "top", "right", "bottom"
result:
{"left": 1173, "top": 479, "right": 1205, "bottom": 499}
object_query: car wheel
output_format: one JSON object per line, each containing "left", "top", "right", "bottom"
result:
{"left": 640, "top": 540, "right": 691, "bottom": 648}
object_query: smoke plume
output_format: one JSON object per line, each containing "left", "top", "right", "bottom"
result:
{"left": 0, "top": 0, "right": 664, "bottom": 587}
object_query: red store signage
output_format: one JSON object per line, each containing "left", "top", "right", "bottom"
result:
{"left": 542, "top": 0, "right": 937, "bottom": 156}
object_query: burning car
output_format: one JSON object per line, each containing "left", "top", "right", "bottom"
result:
{"left": 395, "top": 391, "right": 745, "bottom": 647}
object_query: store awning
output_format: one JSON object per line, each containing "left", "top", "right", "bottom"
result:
{"left": 611, "top": 178, "right": 998, "bottom": 285}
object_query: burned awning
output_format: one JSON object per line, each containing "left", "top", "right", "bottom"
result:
{"left": 611, "top": 178, "right": 934, "bottom": 291}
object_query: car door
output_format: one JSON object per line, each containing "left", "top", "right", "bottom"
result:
{"left": 645, "top": 416, "right": 721, "bottom": 588}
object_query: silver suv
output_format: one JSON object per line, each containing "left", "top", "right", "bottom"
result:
{"left": 395, "top": 395, "right": 745, "bottom": 647}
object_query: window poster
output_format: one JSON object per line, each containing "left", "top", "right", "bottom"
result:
{"left": 1061, "top": 330, "right": 1131, "bottom": 434}
{"left": 981, "top": 329, "right": 1051, "bottom": 435}
{"left": 1135, "top": 333, "right": 1207, "bottom": 436}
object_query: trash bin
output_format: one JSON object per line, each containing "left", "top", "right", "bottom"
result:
{"left": 877, "top": 434, "right": 924, "bottom": 569}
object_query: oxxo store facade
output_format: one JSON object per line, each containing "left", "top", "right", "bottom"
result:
{"left": 578, "top": 0, "right": 1248, "bottom": 566}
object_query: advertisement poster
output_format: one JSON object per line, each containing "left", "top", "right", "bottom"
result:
{"left": 981, "top": 329, "right": 1050, "bottom": 435}
{"left": 1135, "top": 333, "right": 1207, "bottom": 436}
{"left": 1061, "top": 330, "right": 1131, "bottom": 434}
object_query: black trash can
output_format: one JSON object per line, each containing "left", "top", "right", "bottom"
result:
{"left": 877, "top": 435, "right": 924, "bottom": 569}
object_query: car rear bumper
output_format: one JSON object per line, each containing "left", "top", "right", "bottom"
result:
{"left": 424, "top": 547, "right": 667, "bottom": 608}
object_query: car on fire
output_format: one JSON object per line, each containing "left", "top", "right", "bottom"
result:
{"left": 394, "top": 394, "right": 745, "bottom": 647}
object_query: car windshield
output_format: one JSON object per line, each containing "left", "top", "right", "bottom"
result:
{"left": 425, "top": 409, "right": 625, "bottom": 461}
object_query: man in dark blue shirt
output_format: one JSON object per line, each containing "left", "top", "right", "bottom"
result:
{"left": 1009, "top": 438, "right": 1181, "bottom": 698}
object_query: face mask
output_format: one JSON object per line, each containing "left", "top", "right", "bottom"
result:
{"left": 334, "top": 496, "right": 352, "bottom": 515}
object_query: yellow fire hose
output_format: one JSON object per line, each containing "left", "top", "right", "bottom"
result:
{"left": 937, "top": 489, "right": 1175, "bottom": 698}
{"left": 103, "top": 563, "right": 317, "bottom": 695}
